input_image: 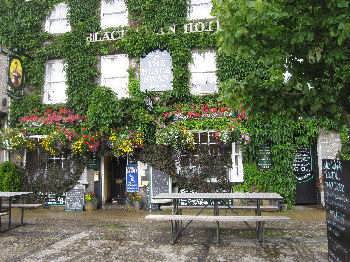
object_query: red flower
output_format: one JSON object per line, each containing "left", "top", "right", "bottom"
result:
{"left": 210, "top": 108, "right": 217, "bottom": 113}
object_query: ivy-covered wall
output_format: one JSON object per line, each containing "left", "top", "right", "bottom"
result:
{"left": 0, "top": 0, "right": 339, "bottom": 206}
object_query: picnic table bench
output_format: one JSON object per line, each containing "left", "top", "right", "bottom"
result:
{"left": 146, "top": 214, "right": 290, "bottom": 243}
{"left": 0, "top": 192, "right": 37, "bottom": 231}
{"left": 1, "top": 203, "right": 42, "bottom": 225}
{"left": 146, "top": 192, "right": 290, "bottom": 244}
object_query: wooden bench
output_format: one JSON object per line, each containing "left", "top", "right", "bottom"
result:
{"left": 151, "top": 199, "right": 172, "bottom": 211}
{"left": 145, "top": 214, "right": 290, "bottom": 244}
{"left": 160, "top": 205, "right": 280, "bottom": 211}
{"left": 2, "top": 203, "right": 42, "bottom": 225}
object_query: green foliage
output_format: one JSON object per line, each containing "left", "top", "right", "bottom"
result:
{"left": 0, "top": 161, "right": 22, "bottom": 192}
{"left": 0, "top": 0, "right": 341, "bottom": 205}
{"left": 234, "top": 163, "right": 295, "bottom": 207}
{"left": 127, "top": 0, "right": 188, "bottom": 30}
{"left": 339, "top": 126, "right": 350, "bottom": 160}
{"left": 214, "top": 0, "right": 350, "bottom": 119}
{"left": 86, "top": 86, "right": 122, "bottom": 133}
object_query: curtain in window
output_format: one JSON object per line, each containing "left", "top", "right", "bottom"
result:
{"left": 44, "top": 60, "right": 67, "bottom": 104}
{"left": 101, "top": 0, "right": 128, "bottom": 29}
{"left": 190, "top": 50, "right": 218, "bottom": 95}
{"left": 45, "top": 3, "right": 71, "bottom": 34}
{"left": 101, "top": 54, "right": 129, "bottom": 99}
{"left": 188, "top": 0, "right": 214, "bottom": 20}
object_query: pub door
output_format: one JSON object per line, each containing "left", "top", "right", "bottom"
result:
{"left": 110, "top": 157, "right": 127, "bottom": 203}
{"left": 293, "top": 145, "right": 318, "bottom": 205}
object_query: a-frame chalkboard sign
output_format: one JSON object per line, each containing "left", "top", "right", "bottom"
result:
{"left": 323, "top": 159, "right": 350, "bottom": 262}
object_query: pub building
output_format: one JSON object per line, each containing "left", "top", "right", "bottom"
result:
{"left": 3, "top": 0, "right": 342, "bottom": 209}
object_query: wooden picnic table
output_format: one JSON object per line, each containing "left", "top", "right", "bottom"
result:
{"left": 148, "top": 192, "right": 287, "bottom": 244}
{"left": 0, "top": 192, "right": 33, "bottom": 231}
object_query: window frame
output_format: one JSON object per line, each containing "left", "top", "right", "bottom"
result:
{"left": 187, "top": 0, "right": 214, "bottom": 21}
{"left": 189, "top": 49, "right": 218, "bottom": 95}
{"left": 100, "top": 0, "right": 129, "bottom": 29}
{"left": 43, "top": 59, "right": 67, "bottom": 105}
{"left": 44, "top": 2, "right": 71, "bottom": 34}
{"left": 100, "top": 54, "right": 130, "bottom": 99}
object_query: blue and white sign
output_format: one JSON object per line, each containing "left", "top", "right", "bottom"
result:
{"left": 126, "top": 164, "right": 139, "bottom": 192}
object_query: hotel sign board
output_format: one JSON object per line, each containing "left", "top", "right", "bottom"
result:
{"left": 87, "top": 19, "right": 220, "bottom": 43}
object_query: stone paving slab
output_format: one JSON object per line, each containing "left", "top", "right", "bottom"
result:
{"left": 0, "top": 207, "right": 328, "bottom": 262}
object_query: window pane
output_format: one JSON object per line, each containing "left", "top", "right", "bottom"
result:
{"left": 44, "top": 82, "right": 67, "bottom": 104}
{"left": 194, "top": 133, "right": 200, "bottom": 144}
{"left": 190, "top": 50, "right": 217, "bottom": 95}
{"left": 101, "top": 54, "right": 129, "bottom": 77}
{"left": 200, "top": 132, "right": 208, "bottom": 144}
{"left": 45, "top": 3, "right": 71, "bottom": 34}
{"left": 209, "top": 132, "right": 217, "bottom": 143}
{"left": 101, "top": 0, "right": 128, "bottom": 29}
{"left": 190, "top": 50, "right": 216, "bottom": 73}
{"left": 190, "top": 72, "right": 217, "bottom": 95}
{"left": 103, "top": 77, "right": 129, "bottom": 99}
{"left": 101, "top": 54, "right": 129, "bottom": 98}
{"left": 188, "top": 0, "right": 213, "bottom": 20}
{"left": 44, "top": 60, "right": 67, "bottom": 104}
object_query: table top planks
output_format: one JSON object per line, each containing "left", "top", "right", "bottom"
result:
{"left": 152, "top": 192, "right": 283, "bottom": 200}
{"left": 0, "top": 192, "right": 33, "bottom": 198}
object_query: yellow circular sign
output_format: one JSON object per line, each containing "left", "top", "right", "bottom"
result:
{"left": 8, "top": 57, "right": 24, "bottom": 88}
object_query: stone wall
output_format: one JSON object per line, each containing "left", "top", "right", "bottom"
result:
{"left": 0, "top": 53, "right": 8, "bottom": 114}
{"left": 0, "top": 53, "right": 9, "bottom": 163}
{"left": 317, "top": 130, "right": 342, "bottom": 206}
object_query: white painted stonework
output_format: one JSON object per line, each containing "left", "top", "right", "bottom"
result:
{"left": 317, "top": 130, "right": 342, "bottom": 206}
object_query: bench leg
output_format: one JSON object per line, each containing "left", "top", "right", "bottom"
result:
{"left": 8, "top": 197, "right": 12, "bottom": 229}
{"left": 21, "top": 208, "right": 24, "bottom": 225}
{"left": 216, "top": 222, "right": 220, "bottom": 244}
{"left": 257, "top": 222, "right": 265, "bottom": 244}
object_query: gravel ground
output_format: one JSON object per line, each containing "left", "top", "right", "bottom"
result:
{"left": 0, "top": 206, "right": 327, "bottom": 262}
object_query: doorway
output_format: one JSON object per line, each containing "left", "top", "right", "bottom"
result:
{"left": 110, "top": 156, "right": 127, "bottom": 203}
{"left": 293, "top": 145, "right": 318, "bottom": 205}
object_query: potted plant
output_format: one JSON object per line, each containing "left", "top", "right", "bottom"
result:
{"left": 132, "top": 193, "right": 142, "bottom": 210}
{"left": 127, "top": 193, "right": 142, "bottom": 210}
{"left": 85, "top": 192, "right": 98, "bottom": 211}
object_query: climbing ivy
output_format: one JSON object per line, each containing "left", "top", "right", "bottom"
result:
{"left": 0, "top": 0, "right": 339, "bottom": 205}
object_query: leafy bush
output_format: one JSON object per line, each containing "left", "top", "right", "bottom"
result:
{"left": 0, "top": 161, "right": 23, "bottom": 192}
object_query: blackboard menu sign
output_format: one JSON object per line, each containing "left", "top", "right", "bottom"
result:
{"left": 64, "top": 189, "right": 84, "bottom": 212}
{"left": 293, "top": 147, "right": 313, "bottom": 183}
{"left": 44, "top": 193, "right": 66, "bottom": 207}
{"left": 257, "top": 145, "right": 272, "bottom": 170}
{"left": 323, "top": 159, "right": 350, "bottom": 262}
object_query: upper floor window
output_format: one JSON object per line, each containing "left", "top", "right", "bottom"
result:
{"left": 45, "top": 3, "right": 71, "bottom": 34}
{"left": 101, "top": 54, "right": 129, "bottom": 99}
{"left": 188, "top": 0, "right": 214, "bottom": 21}
{"left": 189, "top": 50, "right": 218, "bottom": 95}
{"left": 43, "top": 60, "right": 67, "bottom": 104}
{"left": 101, "top": 0, "right": 128, "bottom": 29}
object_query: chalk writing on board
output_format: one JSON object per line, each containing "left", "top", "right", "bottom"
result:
{"left": 293, "top": 147, "right": 313, "bottom": 183}
{"left": 140, "top": 50, "right": 173, "bottom": 92}
{"left": 323, "top": 159, "right": 350, "bottom": 262}
{"left": 65, "top": 189, "right": 84, "bottom": 212}
{"left": 257, "top": 145, "right": 272, "bottom": 170}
